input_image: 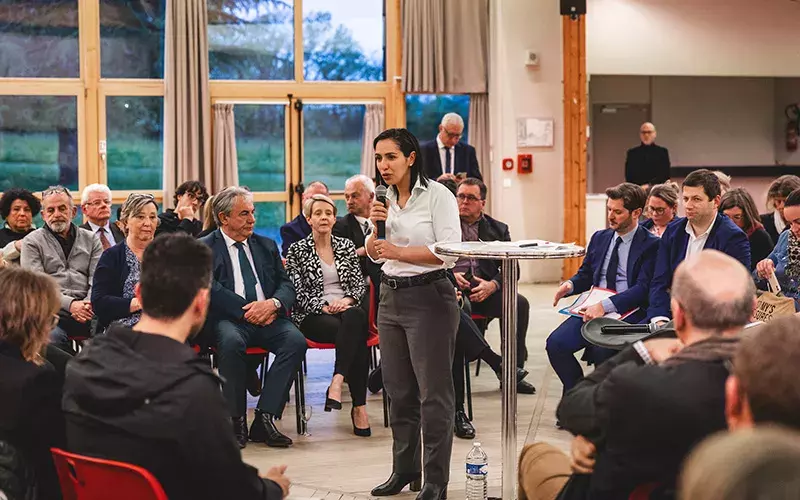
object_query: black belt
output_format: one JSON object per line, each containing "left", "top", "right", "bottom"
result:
{"left": 381, "top": 269, "right": 449, "bottom": 290}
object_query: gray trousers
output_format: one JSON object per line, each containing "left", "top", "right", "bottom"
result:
{"left": 378, "top": 278, "right": 460, "bottom": 485}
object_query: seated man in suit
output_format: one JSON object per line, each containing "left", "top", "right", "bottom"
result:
{"left": 333, "top": 174, "right": 381, "bottom": 295}
{"left": 647, "top": 169, "right": 751, "bottom": 323}
{"left": 200, "top": 187, "right": 307, "bottom": 449}
{"left": 454, "top": 178, "right": 535, "bottom": 394}
{"left": 549, "top": 183, "right": 659, "bottom": 394}
{"left": 279, "top": 181, "right": 328, "bottom": 257}
{"left": 80, "top": 183, "right": 124, "bottom": 250}
{"left": 420, "top": 113, "right": 482, "bottom": 181}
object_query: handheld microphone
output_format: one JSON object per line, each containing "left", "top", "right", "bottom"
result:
{"left": 375, "top": 185, "right": 388, "bottom": 240}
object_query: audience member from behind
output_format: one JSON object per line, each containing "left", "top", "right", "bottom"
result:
{"left": 197, "top": 193, "right": 218, "bottom": 238}
{"left": 642, "top": 182, "right": 678, "bottom": 237}
{"left": 624, "top": 122, "right": 670, "bottom": 190}
{"left": 760, "top": 174, "right": 800, "bottom": 244}
{"left": 719, "top": 188, "right": 773, "bottom": 269}
{"left": 156, "top": 180, "right": 209, "bottom": 237}
{"left": 647, "top": 169, "right": 750, "bottom": 322}
{"left": 519, "top": 251, "right": 756, "bottom": 500}
{"left": 80, "top": 183, "right": 124, "bottom": 249}
{"left": 755, "top": 188, "right": 800, "bottom": 311}
{"left": 285, "top": 194, "right": 371, "bottom": 436}
{"left": 280, "top": 181, "right": 329, "bottom": 256}
{"left": 680, "top": 428, "right": 800, "bottom": 500}
{"left": 0, "top": 267, "right": 66, "bottom": 500}
{"left": 0, "top": 188, "right": 40, "bottom": 266}
{"left": 21, "top": 186, "right": 103, "bottom": 354}
{"left": 91, "top": 194, "right": 159, "bottom": 331}
{"left": 63, "top": 234, "right": 291, "bottom": 500}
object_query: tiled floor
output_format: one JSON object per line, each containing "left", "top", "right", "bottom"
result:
{"left": 241, "top": 284, "right": 577, "bottom": 499}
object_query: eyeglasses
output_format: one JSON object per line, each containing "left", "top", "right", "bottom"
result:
{"left": 457, "top": 194, "right": 483, "bottom": 203}
{"left": 647, "top": 206, "right": 667, "bottom": 215}
{"left": 727, "top": 213, "right": 744, "bottom": 221}
{"left": 125, "top": 193, "right": 155, "bottom": 202}
{"left": 640, "top": 130, "right": 655, "bottom": 135}
{"left": 42, "top": 186, "right": 72, "bottom": 199}
{"left": 443, "top": 130, "right": 462, "bottom": 140}
{"left": 85, "top": 199, "right": 112, "bottom": 207}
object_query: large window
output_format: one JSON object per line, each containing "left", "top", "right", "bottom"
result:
{"left": 405, "top": 94, "right": 470, "bottom": 144}
{"left": 303, "top": 103, "right": 366, "bottom": 190}
{"left": 105, "top": 96, "right": 164, "bottom": 190}
{"left": 100, "top": 0, "right": 166, "bottom": 79}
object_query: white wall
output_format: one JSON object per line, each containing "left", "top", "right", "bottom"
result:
{"left": 587, "top": 0, "right": 800, "bottom": 77}
{"left": 489, "top": 0, "right": 564, "bottom": 282}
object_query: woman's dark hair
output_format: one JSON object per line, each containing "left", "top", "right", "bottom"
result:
{"left": 785, "top": 188, "right": 800, "bottom": 209}
{"left": 372, "top": 128, "right": 428, "bottom": 194}
{"left": 0, "top": 188, "right": 41, "bottom": 220}
{"left": 767, "top": 175, "right": 800, "bottom": 209}
{"left": 173, "top": 180, "right": 209, "bottom": 207}
{"left": 719, "top": 188, "right": 762, "bottom": 234}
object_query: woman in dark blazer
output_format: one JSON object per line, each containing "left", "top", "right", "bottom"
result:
{"left": 91, "top": 194, "right": 159, "bottom": 330}
{"left": 284, "top": 194, "right": 370, "bottom": 436}
{"left": 0, "top": 266, "right": 66, "bottom": 499}
{"left": 720, "top": 188, "right": 774, "bottom": 269}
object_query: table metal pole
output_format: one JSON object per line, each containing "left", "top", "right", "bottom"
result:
{"left": 500, "top": 259, "right": 518, "bottom": 500}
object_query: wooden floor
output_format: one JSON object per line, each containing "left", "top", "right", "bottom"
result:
{"left": 242, "top": 284, "right": 575, "bottom": 499}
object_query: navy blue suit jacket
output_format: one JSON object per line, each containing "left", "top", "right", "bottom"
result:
{"left": 420, "top": 140, "right": 482, "bottom": 180}
{"left": 279, "top": 214, "right": 311, "bottom": 257}
{"left": 568, "top": 226, "right": 660, "bottom": 320}
{"left": 199, "top": 229, "right": 296, "bottom": 324}
{"left": 647, "top": 213, "right": 751, "bottom": 319}
{"left": 91, "top": 242, "right": 134, "bottom": 329}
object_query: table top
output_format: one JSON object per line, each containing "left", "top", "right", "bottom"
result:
{"left": 434, "top": 240, "right": 585, "bottom": 260}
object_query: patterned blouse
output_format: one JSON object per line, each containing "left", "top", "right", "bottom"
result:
{"left": 117, "top": 244, "right": 142, "bottom": 327}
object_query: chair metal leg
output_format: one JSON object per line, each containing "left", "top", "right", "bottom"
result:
{"left": 302, "top": 356, "right": 307, "bottom": 375}
{"left": 260, "top": 355, "right": 268, "bottom": 387}
{"left": 475, "top": 359, "right": 482, "bottom": 377}
{"left": 295, "top": 368, "right": 306, "bottom": 435}
{"left": 465, "top": 359, "right": 474, "bottom": 421}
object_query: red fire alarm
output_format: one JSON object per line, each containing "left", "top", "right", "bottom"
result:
{"left": 502, "top": 158, "right": 514, "bottom": 171}
{"left": 518, "top": 154, "right": 533, "bottom": 174}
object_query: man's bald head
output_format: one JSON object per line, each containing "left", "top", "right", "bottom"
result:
{"left": 640, "top": 122, "right": 657, "bottom": 145}
{"left": 671, "top": 250, "right": 756, "bottom": 334}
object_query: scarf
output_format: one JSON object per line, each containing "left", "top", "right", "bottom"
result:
{"left": 661, "top": 336, "right": 739, "bottom": 367}
{"left": 787, "top": 230, "right": 800, "bottom": 278}
{"left": 745, "top": 220, "right": 764, "bottom": 238}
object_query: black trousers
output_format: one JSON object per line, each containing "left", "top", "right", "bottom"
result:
{"left": 452, "top": 309, "right": 491, "bottom": 409}
{"left": 300, "top": 307, "right": 370, "bottom": 407}
{"left": 471, "top": 291, "right": 530, "bottom": 368}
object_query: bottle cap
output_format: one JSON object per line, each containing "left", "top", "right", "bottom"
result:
{"left": 473, "top": 442, "right": 481, "bottom": 446}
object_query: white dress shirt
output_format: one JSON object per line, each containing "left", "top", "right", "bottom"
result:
{"left": 220, "top": 230, "right": 266, "bottom": 301}
{"left": 436, "top": 135, "right": 454, "bottom": 176}
{"left": 87, "top": 220, "right": 114, "bottom": 241}
{"left": 685, "top": 216, "right": 716, "bottom": 259}
{"left": 354, "top": 215, "right": 372, "bottom": 236}
{"left": 368, "top": 178, "right": 462, "bottom": 277}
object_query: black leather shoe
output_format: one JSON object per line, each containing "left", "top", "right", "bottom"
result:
{"left": 249, "top": 411, "right": 293, "bottom": 448}
{"left": 246, "top": 366, "right": 262, "bottom": 397}
{"left": 232, "top": 416, "right": 248, "bottom": 449}
{"left": 368, "top": 365, "right": 384, "bottom": 394}
{"left": 517, "top": 380, "right": 537, "bottom": 394}
{"left": 495, "top": 367, "right": 529, "bottom": 384}
{"left": 416, "top": 483, "right": 447, "bottom": 500}
{"left": 371, "top": 473, "right": 422, "bottom": 496}
{"left": 454, "top": 410, "right": 475, "bottom": 439}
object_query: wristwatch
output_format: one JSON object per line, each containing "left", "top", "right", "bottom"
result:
{"left": 271, "top": 298, "right": 282, "bottom": 311}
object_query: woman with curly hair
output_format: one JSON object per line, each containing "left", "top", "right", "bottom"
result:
{"left": 0, "top": 188, "right": 41, "bottom": 265}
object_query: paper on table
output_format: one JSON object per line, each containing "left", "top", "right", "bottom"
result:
{"left": 558, "top": 286, "right": 638, "bottom": 320}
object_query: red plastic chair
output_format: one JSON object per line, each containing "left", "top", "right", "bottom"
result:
{"left": 51, "top": 448, "right": 167, "bottom": 500}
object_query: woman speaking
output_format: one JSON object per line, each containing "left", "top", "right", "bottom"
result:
{"left": 366, "top": 129, "right": 461, "bottom": 500}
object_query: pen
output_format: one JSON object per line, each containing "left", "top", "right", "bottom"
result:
{"left": 519, "top": 242, "right": 539, "bottom": 248}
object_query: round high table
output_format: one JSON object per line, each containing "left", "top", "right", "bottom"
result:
{"left": 434, "top": 240, "right": 585, "bottom": 500}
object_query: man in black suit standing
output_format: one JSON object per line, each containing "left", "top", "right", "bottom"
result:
{"left": 279, "top": 180, "right": 329, "bottom": 257}
{"left": 332, "top": 174, "right": 382, "bottom": 291}
{"left": 200, "top": 187, "right": 307, "bottom": 450}
{"left": 80, "top": 183, "right": 124, "bottom": 250}
{"left": 419, "top": 113, "right": 482, "bottom": 181}
{"left": 624, "top": 122, "right": 671, "bottom": 190}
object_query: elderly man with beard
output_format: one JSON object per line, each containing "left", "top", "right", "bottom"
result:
{"left": 21, "top": 186, "right": 103, "bottom": 354}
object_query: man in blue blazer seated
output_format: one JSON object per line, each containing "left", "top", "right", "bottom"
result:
{"left": 647, "top": 169, "right": 751, "bottom": 323}
{"left": 549, "top": 183, "right": 659, "bottom": 394}
{"left": 419, "top": 112, "right": 483, "bottom": 181}
{"left": 200, "top": 186, "right": 307, "bottom": 450}
{"left": 279, "top": 180, "right": 328, "bottom": 257}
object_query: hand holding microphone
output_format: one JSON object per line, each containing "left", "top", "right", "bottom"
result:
{"left": 371, "top": 185, "right": 388, "bottom": 240}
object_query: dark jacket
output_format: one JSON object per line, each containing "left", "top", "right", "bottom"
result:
{"left": 155, "top": 209, "right": 202, "bottom": 238}
{"left": 333, "top": 214, "right": 383, "bottom": 283}
{"left": 0, "top": 340, "right": 65, "bottom": 500}
{"left": 647, "top": 214, "right": 751, "bottom": 320}
{"left": 760, "top": 212, "right": 787, "bottom": 247}
{"left": 91, "top": 242, "right": 137, "bottom": 329}
{"left": 557, "top": 339, "right": 734, "bottom": 499}
{"left": 199, "top": 229, "right": 296, "bottom": 324}
{"left": 624, "top": 143, "right": 670, "bottom": 186}
{"left": 279, "top": 214, "right": 311, "bottom": 257}
{"left": 79, "top": 221, "right": 125, "bottom": 245}
{"left": 62, "top": 326, "right": 282, "bottom": 500}
{"left": 419, "top": 140, "right": 483, "bottom": 180}
{"left": 747, "top": 227, "right": 774, "bottom": 270}
{"left": 567, "top": 226, "right": 660, "bottom": 322}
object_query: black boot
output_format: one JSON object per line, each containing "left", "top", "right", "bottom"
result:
{"left": 416, "top": 483, "right": 447, "bottom": 500}
{"left": 232, "top": 416, "right": 248, "bottom": 449}
{"left": 454, "top": 410, "right": 476, "bottom": 439}
{"left": 249, "top": 411, "right": 293, "bottom": 448}
{"left": 371, "top": 473, "right": 422, "bottom": 496}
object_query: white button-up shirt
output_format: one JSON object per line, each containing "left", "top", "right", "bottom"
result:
{"left": 436, "top": 135, "right": 454, "bottom": 176}
{"left": 368, "top": 178, "right": 461, "bottom": 277}
{"left": 685, "top": 216, "right": 716, "bottom": 259}
{"left": 87, "top": 220, "right": 114, "bottom": 241}
{"left": 220, "top": 229, "right": 266, "bottom": 301}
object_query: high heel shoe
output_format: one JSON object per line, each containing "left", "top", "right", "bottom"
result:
{"left": 371, "top": 472, "right": 422, "bottom": 496}
{"left": 324, "top": 387, "right": 342, "bottom": 412}
{"left": 351, "top": 407, "right": 371, "bottom": 437}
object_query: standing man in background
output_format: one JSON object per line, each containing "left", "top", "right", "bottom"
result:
{"left": 625, "top": 122, "right": 670, "bottom": 191}
{"left": 420, "top": 113, "right": 482, "bottom": 181}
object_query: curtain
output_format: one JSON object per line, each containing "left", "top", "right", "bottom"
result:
{"left": 468, "top": 93, "right": 490, "bottom": 179}
{"left": 402, "top": 0, "right": 488, "bottom": 93}
{"left": 212, "top": 104, "right": 239, "bottom": 191}
{"left": 163, "top": 0, "right": 212, "bottom": 207}
{"left": 360, "top": 104, "right": 385, "bottom": 178}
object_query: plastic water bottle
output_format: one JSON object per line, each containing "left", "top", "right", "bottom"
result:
{"left": 466, "top": 441, "right": 488, "bottom": 500}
